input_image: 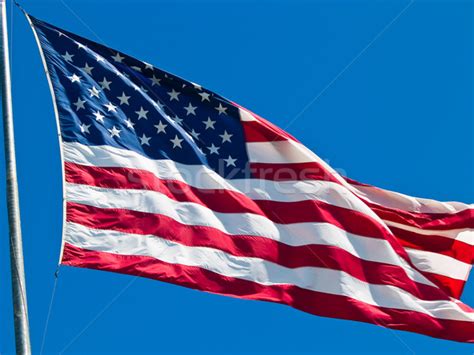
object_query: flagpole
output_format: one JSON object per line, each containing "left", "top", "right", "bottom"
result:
{"left": 0, "top": 0, "right": 31, "bottom": 354}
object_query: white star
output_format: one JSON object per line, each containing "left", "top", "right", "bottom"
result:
{"left": 154, "top": 121, "right": 167, "bottom": 134}
{"left": 93, "top": 110, "right": 105, "bottom": 123}
{"left": 184, "top": 102, "right": 197, "bottom": 116}
{"left": 73, "top": 97, "right": 86, "bottom": 111}
{"left": 114, "top": 68, "right": 125, "bottom": 78}
{"left": 124, "top": 118, "right": 135, "bottom": 129}
{"left": 131, "top": 84, "right": 148, "bottom": 93}
{"left": 88, "top": 86, "right": 100, "bottom": 98}
{"left": 170, "top": 135, "right": 184, "bottom": 148}
{"left": 99, "top": 77, "right": 112, "bottom": 90}
{"left": 190, "top": 129, "right": 200, "bottom": 139}
{"left": 135, "top": 107, "right": 149, "bottom": 120}
{"left": 167, "top": 89, "right": 180, "bottom": 101}
{"left": 62, "top": 51, "right": 74, "bottom": 62}
{"left": 203, "top": 117, "right": 216, "bottom": 130}
{"left": 150, "top": 75, "right": 161, "bottom": 86}
{"left": 172, "top": 115, "right": 183, "bottom": 125}
{"left": 82, "top": 63, "right": 94, "bottom": 75}
{"left": 207, "top": 143, "right": 220, "bottom": 155}
{"left": 139, "top": 134, "right": 151, "bottom": 146}
{"left": 79, "top": 123, "right": 91, "bottom": 134}
{"left": 117, "top": 92, "right": 130, "bottom": 105}
{"left": 131, "top": 65, "right": 142, "bottom": 72}
{"left": 144, "top": 62, "right": 153, "bottom": 70}
{"left": 219, "top": 130, "right": 233, "bottom": 143}
{"left": 223, "top": 155, "right": 237, "bottom": 167}
{"left": 108, "top": 126, "right": 121, "bottom": 138}
{"left": 68, "top": 74, "right": 81, "bottom": 83}
{"left": 215, "top": 103, "right": 228, "bottom": 115}
{"left": 198, "top": 92, "right": 210, "bottom": 102}
{"left": 154, "top": 100, "right": 165, "bottom": 110}
{"left": 104, "top": 102, "right": 118, "bottom": 113}
{"left": 192, "top": 82, "right": 202, "bottom": 90}
{"left": 112, "top": 52, "right": 124, "bottom": 63}
{"left": 76, "top": 41, "right": 87, "bottom": 50}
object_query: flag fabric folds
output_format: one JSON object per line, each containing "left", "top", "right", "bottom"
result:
{"left": 28, "top": 15, "right": 473, "bottom": 342}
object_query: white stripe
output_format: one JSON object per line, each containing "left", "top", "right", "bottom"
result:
{"left": 64, "top": 222, "right": 474, "bottom": 322}
{"left": 246, "top": 140, "right": 318, "bottom": 164}
{"left": 245, "top": 140, "right": 349, "bottom": 187}
{"left": 230, "top": 179, "right": 371, "bottom": 212}
{"left": 350, "top": 184, "right": 472, "bottom": 214}
{"left": 385, "top": 220, "right": 474, "bottom": 246}
{"left": 405, "top": 248, "right": 471, "bottom": 281}
{"left": 245, "top": 140, "right": 358, "bottom": 198}
{"left": 65, "top": 182, "right": 433, "bottom": 287}
{"left": 63, "top": 142, "right": 377, "bottom": 218}
{"left": 238, "top": 107, "right": 257, "bottom": 121}
{"left": 63, "top": 142, "right": 239, "bottom": 192}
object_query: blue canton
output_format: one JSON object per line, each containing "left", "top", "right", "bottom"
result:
{"left": 31, "top": 16, "right": 249, "bottom": 178}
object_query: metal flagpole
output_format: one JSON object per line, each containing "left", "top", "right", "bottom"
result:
{"left": 0, "top": 0, "right": 31, "bottom": 354}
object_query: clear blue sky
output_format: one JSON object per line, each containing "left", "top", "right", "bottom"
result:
{"left": 0, "top": 0, "right": 472, "bottom": 353}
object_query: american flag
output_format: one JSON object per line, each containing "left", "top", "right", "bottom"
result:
{"left": 29, "top": 15, "right": 473, "bottom": 342}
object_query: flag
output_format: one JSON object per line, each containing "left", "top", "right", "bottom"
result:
{"left": 28, "top": 15, "right": 473, "bottom": 342}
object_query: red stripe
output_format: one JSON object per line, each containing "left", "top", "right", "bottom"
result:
{"left": 389, "top": 225, "right": 473, "bottom": 265}
{"left": 64, "top": 162, "right": 388, "bottom": 238}
{"left": 249, "top": 162, "right": 340, "bottom": 183}
{"left": 61, "top": 243, "right": 474, "bottom": 343}
{"left": 65, "top": 162, "right": 263, "bottom": 216}
{"left": 64, "top": 162, "right": 412, "bottom": 261}
{"left": 241, "top": 120, "right": 288, "bottom": 142}
{"left": 66, "top": 202, "right": 449, "bottom": 301}
{"left": 369, "top": 203, "right": 473, "bottom": 230}
{"left": 232, "top": 103, "right": 297, "bottom": 142}
{"left": 415, "top": 270, "right": 467, "bottom": 300}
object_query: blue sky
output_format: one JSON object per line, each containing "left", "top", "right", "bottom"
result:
{"left": 0, "top": 0, "right": 472, "bottom": 353}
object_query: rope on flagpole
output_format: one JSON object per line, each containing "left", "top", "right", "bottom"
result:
{"left": 39, "top": 266, "right": 61, "bottom": 355}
